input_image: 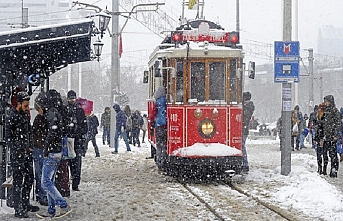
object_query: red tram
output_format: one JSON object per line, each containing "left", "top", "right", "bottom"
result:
{"left": 145, "top": 17, "right": 246, "bottom": 179}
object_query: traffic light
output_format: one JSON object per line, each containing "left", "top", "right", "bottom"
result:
{"left": 228, "top": 32, "right": 239, "bottom": 45}
{"left": 171, "top": 31, "right": 183, "bottom": 46}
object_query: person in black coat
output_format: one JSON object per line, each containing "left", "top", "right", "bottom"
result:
{"left": 323, "top": 95, "right": 341, "bottom": 177}
{"left": 65, "top": 90, "right": 87, "bottom": 191}
{"left": 242, "top": 92, "right": 255, "bottom": 172}
{"left": 38, "top": 89, "right": 72, "bottom": 218}
{"left": 85, "top": 112, "right": 100, "bottom": 157}
{"left": 313, "top": 103, "right": 327, "bottom": 175}
{"left": 5, "top": 91, "right": 39, "bottom": 218}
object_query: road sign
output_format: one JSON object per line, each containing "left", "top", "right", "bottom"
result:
{"left": 274, "top": 41, "right": 300, "bottom": 83}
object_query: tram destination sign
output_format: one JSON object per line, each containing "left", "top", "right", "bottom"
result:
{"left": 274, "top": 41, "right": 300, "bottom": 83}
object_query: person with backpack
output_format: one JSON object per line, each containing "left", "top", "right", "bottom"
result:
{"left": 132, "top": 110, "right": 143, "bottom": 147}
{"left": 100, "top": 107, "right": 111, "bottom": 146}
{"left": 124, "top": 105, "right": 132, "bottom": 144}
{"left": 85, "top": 112, "right": 100, "bottom": 157}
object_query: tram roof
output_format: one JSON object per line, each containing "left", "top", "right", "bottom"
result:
{"left": 149, "top": 41, "right": 243, "bottom": 65}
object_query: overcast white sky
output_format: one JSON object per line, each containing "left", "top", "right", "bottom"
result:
{"left": 81, "top": 0, "right": 343, "bottom": 66}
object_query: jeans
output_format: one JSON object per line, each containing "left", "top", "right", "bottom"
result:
{"left": 242, "top": 135, "right": 249, "bottom": 167}
{"left": 86, "top": 133, "right": 100, "bottom": 156}
{"left": 114, "top": 129, "right": 131, "bottom": 152}
{"left": 299, "top": 134, "right": 305, "bottom": 148}
{"left": 155, "top": 127, "right": 167, "bottom": 169}
{"left": 42, "top": 154, "right": 68, "bottom": 215}
{"left": 102, "top": 126, "right": 110, "bottom": 144}
{"left": 33, "top": 148, "right": 47, "bottom": 202}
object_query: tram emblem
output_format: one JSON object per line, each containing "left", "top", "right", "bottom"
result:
{"left": 283, "top": 43, "right": 291, "bottom": 55}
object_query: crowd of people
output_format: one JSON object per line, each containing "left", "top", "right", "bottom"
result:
{"left": 4, "top": 88, "right": 151, "bottom": 219}
{"left": 276, "top": 95, "right": 343, "bottom": 178}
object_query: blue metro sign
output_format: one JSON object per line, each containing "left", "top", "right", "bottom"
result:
{"left": 274, "top": 41, "right": 300, "bottom": 83}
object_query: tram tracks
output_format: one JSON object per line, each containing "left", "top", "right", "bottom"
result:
{"left": 177, "top": 178, "right": 302, "bottom": 221}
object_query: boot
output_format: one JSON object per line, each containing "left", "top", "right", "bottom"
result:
{"left": 317, "top": 167, "right": 322, "bottom": 174}
{"left": 323, "top": 165, "right": 327, "bottom": 175}
{"left": 330, "top": 168, "right": 337, "bottom": 178}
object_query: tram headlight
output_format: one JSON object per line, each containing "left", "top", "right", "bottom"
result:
{"left": 198, "top": 118, "right": 216, "bottom": 138}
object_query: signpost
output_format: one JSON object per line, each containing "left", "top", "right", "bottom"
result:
{"left": 274, "top": 41, "right": 300, "bottom": 83}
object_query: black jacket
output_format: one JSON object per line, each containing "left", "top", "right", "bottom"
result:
{"left": 323, "top": 100, "right": 341, "bottom": 141}
{"left": 243, "top": 100, "right": 255, "bottom": 135}
{"left": 65, "top": 102, "right": 87, "bottom": 139}
{"left": 5, "top": 108, "right": 33, "bottom": 160}
{"left": 32, "top": 114, "right": 46, "bottom": 149}
{"left": 44, "top": 106, "right": 64, "bottom": 157}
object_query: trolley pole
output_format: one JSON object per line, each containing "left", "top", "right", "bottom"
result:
{"left": 281, "top": 0, "right": 292, "bottom": 176}
{"left": 308, "top": 48, "right": 314, "bottom": 113}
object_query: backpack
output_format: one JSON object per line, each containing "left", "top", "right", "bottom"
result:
{"left": 126, "top": 115, "right": 132, "bottom": 131}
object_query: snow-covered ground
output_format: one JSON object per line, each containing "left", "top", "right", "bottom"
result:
{"left": 0, "top": 134, "right": 342, "bottom": 220}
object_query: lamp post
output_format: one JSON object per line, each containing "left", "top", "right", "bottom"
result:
{"left": 93, "top": 38, "right": 104, "bottom": 61}
{"left": 97, "top": 11, "right": 111, "bottom": 38}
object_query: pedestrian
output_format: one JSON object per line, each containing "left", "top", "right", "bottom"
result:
{"left": 313, "top": 103, "right": 327, "bottom": 175}
{"left": 32, "top": 92, "right": 48, "bottom": 206}
{"left": 152, "top": 86, "right": 167, "bottom": 173}
{"left": 293, "top": 105, "right": 304, "bottom": 150}
{"left": 85, "top": 112, "right": 100, "bottom": 157}
{"left": 112, "top": 104, "right": 131, "bottom": 153}
{"left": 322, "top": 95, "right": 341, "bottom": 177}
{"left": 132, "top": 110, "right": 143, "bottom": 147}
{"left": 37, "top": 89, "right": 72, "bottom": 218}
{"left": 308, "top": 105, "right": 319, "bottom": 149}
{"left": 100, "top": 107, "right": 111, "bottom": 146}
{"left": 276, "top": 115, "right": 283, "bottom": 151}
{"left": 242, "top": 92, "right": 255, "bottom": 173}
{"left": 5, "top": 91, "right": 40, "bottom": 218}
{"left": 65, "top": 90, "right": 88, "bottom": 191}
{"left": 124, "top": 105, "right": 133, "bottom": 144}
{"left": 299, "top": 113, "right": 309, "bottom": 149}
{"left": 291, "top": 110, "right": 300, "bottom": 151}
{"left": 141, "top": 114, "right": 148, "bottom": 143}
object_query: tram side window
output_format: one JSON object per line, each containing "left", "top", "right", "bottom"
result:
{"left": 190, "top": 62, "right": 205, "bottom": 102}
{"left": 230, "top": 59, "right": 237, "bottom": 102}
{"left": 209, "top": 62, "right": 225, "bottom": 101}
{"left": 176, "top": 60, "right": 184, "bottom": 102}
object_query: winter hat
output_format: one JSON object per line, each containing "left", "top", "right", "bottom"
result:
{"left": 47, "top": 89, "right": 62, "bottom": 109}
{"left": 113, "top": 103, "right": 120, "bottom": 112}
{"left": 243, "top": 92, "right": 251, "bottom": 101}
{"left": 34, "top": 92, "right": 48, "bottom": 111}
{"left": 154, "top": 86, "right": 166, "bottom": 100}
{"left": 17, "top": 91, "right": 30, "bottom": 103}
{"left": 324, "top": 95, "right": 335, "bottom": 106}
{"left": 294, "top": 105, "right": 299, "bottom": 111}
{"left": 67, "top": 90, "right": 77, "bottom": 99}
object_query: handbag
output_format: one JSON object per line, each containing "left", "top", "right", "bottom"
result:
{"left": 62, "top": 136, "right": 76, "bottom": 159}
{"left": 292, "top": 123, "right": 299, "bottom": 133}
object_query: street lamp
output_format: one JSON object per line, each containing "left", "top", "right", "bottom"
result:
{"left": 93, "top": 38, "right": 104, "bottom": 61}
{"left": 96, "top": 10, "right": 111, "bottom": 38}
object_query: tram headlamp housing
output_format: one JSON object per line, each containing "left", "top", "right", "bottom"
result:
{"left": 198, "top": 118, "right": 216, "bottom": 138}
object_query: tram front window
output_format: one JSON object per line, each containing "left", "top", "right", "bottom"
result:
{"left": 209, "top": 62, "right": 225, "bottom": 100}
{"left": 190, "top": 62, "right": 205, "bottom": 102}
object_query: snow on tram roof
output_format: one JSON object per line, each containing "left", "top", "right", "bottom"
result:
{"left": 149, "top": 41, "right": 243, "bottom": 63}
